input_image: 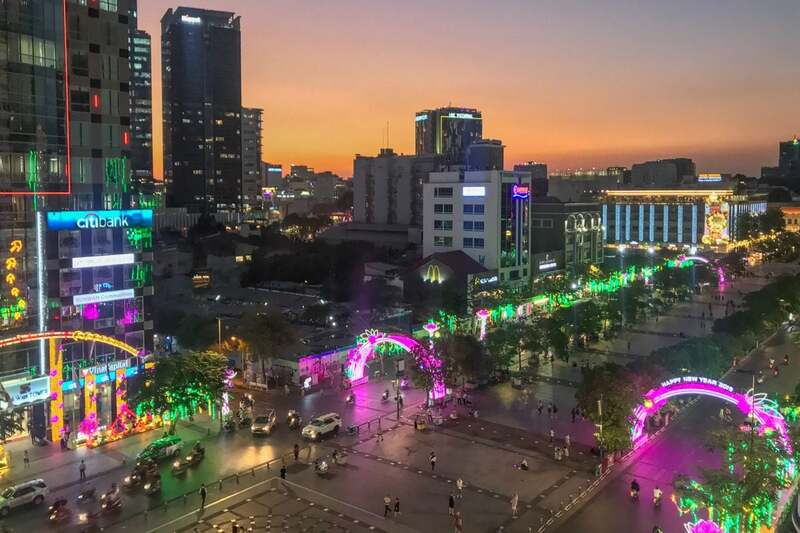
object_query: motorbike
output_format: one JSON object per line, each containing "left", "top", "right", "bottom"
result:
{"left": 173, "top": 446, "right": 204, "bottom": 475}
{"left": 48, "top": 499, "right": 71, "bottom": 523}
{"left": 331, "top": 451, "right": 348, "bottom": 466}
{"left": 77, "top": 485, "right": 96, "bottom": 504}
{"left": 143, "top": 476, "right": 161, "bottom": 496}
{"left": 653, "top": 494, "right": 662, "bottom": 508}
{"left": 381, "top": 390, "right": 390, "bottom": 403}
{"left": 314, "top": 460, "right": 329, "bottom": 476}
{"left": 629, "top": 488, "right": 640, "bottom": 502}
{"left": 287, "top": 410, "right": 302, "bottom": 429}
{"left": 123, "top": 459, "right": 157, "bottom": 489}
{"left": 223, "top": 416, "right": 237, "bottom": 432}
{"left": 100, "top": 490, "right": 122, "bottom": 513}
{"left": 345, "top": 393, "right": 355, "bottom": 405}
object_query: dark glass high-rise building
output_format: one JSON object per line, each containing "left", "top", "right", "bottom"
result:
{"left": 128, "top": 0, "right": 153, "bottom": 195}
{"left": 415, "top": 107, "right": 482, "bottom": 165}
{"left": 161, "top": 8, "right": 242, "bottom": 213}
{"left": 779, "top": 137, "right": 800, "bottom": 180}
{"left": 241, "top": 107, "right": 262, "bottom": 211}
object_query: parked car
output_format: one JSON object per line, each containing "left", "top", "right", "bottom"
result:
{"left": 137, "top": 435, "right": 182, "bottom": 462}
{"left": 0, "top": 479, "right": 48, "bottom": 516}
{"left": 301, "top": 413, "right": 341, "bottom": 441}
{"left": 251, "top": 409, "right": 278, "bottom": 436}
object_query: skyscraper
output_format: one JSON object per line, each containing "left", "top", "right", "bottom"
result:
{"left": 415, "top": 107, "right": 482, "bottom": 165}
{"left": 241, "top": 107, "right": 263, "bottom": 211}
{"left": 161, "top": 8, "right": 242, "bottom": 212}
{"left": 779, "top": 137, "right": 800, "bottom": 180}
{"left": 128, "top": 0, "right": 153, "bottom": 195}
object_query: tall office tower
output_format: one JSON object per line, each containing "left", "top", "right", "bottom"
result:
{"left": 241, "top": 107, "right": 263, "bottom": 211}
{"left": 779, "top": 137, "right": 800, "bottom": 180}
{"left": 466, "top": 139, "right": 504, "bottom": 171}
{"left": 161, "top": 8, "right": 242, "bottom": 212}
{"left": 0, "top": 0, "right": 155, "bottom": 443}
{"left": 128, "top": 0, "right": 153, "bottom": 195}
{"left": 415, "top": 107, "right": 482, "bottom": 165}
{"left": 513, "top": 162, "right": 548, "bottom": 198}
{"left": 422, "top": 170, "right": 532, "bottom": 286}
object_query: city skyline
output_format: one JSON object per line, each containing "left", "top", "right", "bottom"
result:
{"left": 136, "top": 0, "right": 800, "bottom": 178}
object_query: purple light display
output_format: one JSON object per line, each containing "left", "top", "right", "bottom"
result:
{"left": 346, "top": 331, "right": 446, "bottom": 399}
{"left": 632, "top": 376, "right": 793, "bottom": 474}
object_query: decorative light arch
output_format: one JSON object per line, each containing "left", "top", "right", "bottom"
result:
{"left": 0, "top": 330, "right": 142, "bottom": 357}
{"left": 632, "top": 376, "right": 793, "bottom": 473}
{"left": 346, "top": 329, "right": 446, "bottom": 399}
{"left": 678, "top": 255, "right": 726, "bottom": 284}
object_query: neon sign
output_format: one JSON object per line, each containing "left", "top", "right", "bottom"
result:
{"left": 72, "top": 253, "right": 135, "bottom": 269}
{"left": 181, "top": 15, "right": 202, "bottom": 24}
{"left": 47, "top": 209, "right": 153, "bottom": 231}
{"left": 73, "top": 289, "right": 135, "bottom": 306}
{"left": 0, "top": 331, "right": 141, "bottom": 357}
{"left": 1, "top": 239, "right": 26, "bottom": 326}
{"left": 512, "top": 184, "right": 530, "bottom": 200}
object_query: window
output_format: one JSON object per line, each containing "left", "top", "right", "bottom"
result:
{"left": 434, "top": 187, "right": 453, "bottom": 198}
{"left": 474, "top": 204, "right": 485, "bottom": 214}
{"left": 434, "top": 204, "right": 453, "bottom": 214}
{"left": 464, "top": 204, "right": 485, "bottom": 214}
{"left": 463, "top": 221, "right": 473, "bottom": 231}
{"left": 463, "top": 238, "right": 474, "bottom": 248}
{"left": 474, "top": 221, "right": 484, "bottom": 232}
{"left": 433, "top": 236, "right": 452, "bottom": 247}
{"left": 463, "top": 204, "right": 473, "bottom": 214}
{"left": 434, "top": 220, "right": 452, "bottom": 231}
{"left": 474, "top": 238, "right": 485, "bottom": 248}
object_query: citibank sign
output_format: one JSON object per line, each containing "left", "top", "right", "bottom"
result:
{"left": 47, "top": 210, "right": 153, "bottom": 232}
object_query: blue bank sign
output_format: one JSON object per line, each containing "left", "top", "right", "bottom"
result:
{"left": 47, "top": 210, "right": 153, "bottom": 231}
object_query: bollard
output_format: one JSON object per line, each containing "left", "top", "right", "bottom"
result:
{"left": 183, "top": 493, "right": 188, "bottom": 505}
{"left": 378, "top": 418, "right": 382, "bottom": 429}
{"left": 251, "top": 468, "right": 255, "bottom": 477}
{"left": 207, "top": 428, "right": 211, "bottom": 436}
{"left": 218, "top": 479, "right": 223, "bottom": 491}
{"left": 236, "top": 473, "right": 240, "bottom": 485}
{"left": 367, "top": 421, "right": 370, "bottom": 431}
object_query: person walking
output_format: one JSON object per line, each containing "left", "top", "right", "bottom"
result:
{"left": 79, "top": 459, "right": 86, "bottom": 481}
{"left": 456, "top": 477, "right": 464, "bottom": 498}
{"left": 448, "top": 493, "right": 455, "bottom": 516}
{"left": 552, "top": 403, "right": 558, "bottom": 419}
{"left": 430, "top": 451, "right": 437, "bottom": 471}
{"left": 570, "top": 408, "right": 576, "bottom": 423}
{"left": 293, "top": 443, "right": 300, "bottom": 462}
{"left": 384, "top": 495, "right": 392, "bottom": 518}
{"left": 511, "top": 493, "right": 519, "bottom": 518}
{"left": 565, "top": 434, "right": 571, "bottom": 449}
{"left": 23, "top": 450, "right": 29, "bottom": 469}
{"left": 537, "top": 400, "right": 543, "bottom": 416}
{"left": 546, "top": 404, "right": 552, "bottom": 418}
{"left": 549, "top": 427, "right": 555, "bottom": 444}
{"left": 394, "top": 496, "right": 401, "bottom": 519}
{"left": 199, "top": 483, "right": 207, "bottom": 509}
{"left": 280, "top": 465, "right": 286, "bottom": 479}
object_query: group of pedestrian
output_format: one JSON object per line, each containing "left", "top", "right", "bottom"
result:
{"left": 448, "top": 494, "right": 464, "bottom": 530}
{"left": 570, "top": 405, "right": 586, "bottom": 423}
{"left": 382, "top": 494, "right": 401, "bottom": 519}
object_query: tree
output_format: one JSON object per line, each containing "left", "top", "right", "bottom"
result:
{"left": 672, "top": 425, "right": 791, "bottom": 533}
{"left": 574, "top": 363, "right": 655, "bottom": 454}
{"left": 131, "top": 351, "right": 227, "bottom": 434}
{"left": 236, "top": 312, "right": 297, "bottom": 382}
{"left": 544, "top": 316, "right": 569, "bottom": 361}
{"left": 485, "top": 325, "right": 518, "bottom": 372}
{"left": 0, "top": 409, "right": 24, "bottom": 443}
{"left": 758, "top": 207, "right": 786, "bottom": 234}
{"left": 735, "top": 213, "right": 760, "bottom": 241}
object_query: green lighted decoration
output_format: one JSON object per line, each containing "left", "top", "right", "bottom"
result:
{"left": 126, "top": 227, "right": 152, "bottom": 250}
{"left": 130, "top": 264, "right": 152, "bottom": 288}
{"left": 104, "top": 157, "right": 128, "bottom": 193}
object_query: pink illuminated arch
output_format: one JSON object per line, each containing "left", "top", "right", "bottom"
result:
{"left": 346, "top": 330, "right": 446, "bottom": 399}
{"left": 632, "top": 377, "right": 793, "bottom": 468}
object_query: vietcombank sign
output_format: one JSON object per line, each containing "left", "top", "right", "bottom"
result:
{"left": 46, "top": 209, "right": 153, "bottom": 231}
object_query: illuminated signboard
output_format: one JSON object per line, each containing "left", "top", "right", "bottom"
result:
{"left": 0, "top": 239, "right": 26, "bottom": 326}
{"left": 0, "top": 376, "right": 50, "bottom": 407}
{"left": 72, "top": 253, "right": 135, "bottom": 269}
{"left": 475, "top": 274, "right": 498, "bottom": 285}
{"left": 512, "top": 184, "right": 530, "bottom": 200}
{"left": 73, "top": 288, "right": 135, "bottom": 306}
{"left": 539, "top": 259, "right": 558, "bottom": 271}
{"left": 698, "top": 173, "right": 723, "bottom": 183}
{"left": 447, "top": 112, "right": 476, "bottom": 119}
{"left": 463, "top": 186, "right": 486, "bottom": 197}
{"left": 181, "top": 15, "right": 202, "bottom": 24}
{"left": 47, "top": 210, "right": 153, "bottom": 231}
{"left": 415, "top": 114, "right": 429, "bottom": 122}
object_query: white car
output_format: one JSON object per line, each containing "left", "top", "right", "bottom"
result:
{"left": 0, "top": 479, "right": 48, "bottom": 516}
{"left": 301, "top": 413, "right": 341, "bottom": 441}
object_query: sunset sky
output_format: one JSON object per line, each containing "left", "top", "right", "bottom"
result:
{"left": 140, "top": 0, "right": 799, "bottom": 179}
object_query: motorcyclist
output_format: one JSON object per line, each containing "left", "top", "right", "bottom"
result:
{"left": 785, "top": 354, "right": 790, "bottom": 366}
{"left": 769, "top": 358, "right": 775, "bottom": 369}
{"left": 520, "top": 458, "right": 529, "bottom": 471}
{"left": 192, "top": 441, "right": 205, "bottom": 455}
{"left": 653, "top": 486, "right": 663, "bottom": 506}
{"left": 652, "top": 527, "right": 663, "bottom": 533}
{"left": 382, "top": 389, "right": 390, "bottom": 400}
{"left": 630, "top": 479, "right": 640, "bottom": 498}
{"left": 346, "top": 393, "right": 355, "bottom": 404}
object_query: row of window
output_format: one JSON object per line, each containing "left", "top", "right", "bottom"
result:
{"left": 432, "top": 220, "right": 485, "bottom": 232}
{"left": 532, "top": 218, "right": 554, "bottom": 228}
{"left": 432, "top": 236, "right": 486, "bottom": 249}
{"left": 433, "top": 203, "right": 485, "bottom": 215}
{"left": 434, "top": 187, "right": 453, "bottom": 198}
{"left": 463, "top": 238, "right": 485, "bottom": 249}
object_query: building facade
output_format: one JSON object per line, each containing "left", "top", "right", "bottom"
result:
{"left": 353, "top": 148, "right": 442, "bottom": 227}
{"left": 415, "top": 107, "right": 482, "bottom": 165}
{"left": 128, "top": 0, "right": 153, "bottom": 195}
{"left": 531, "top": 201, "right": 604, "bottom": 276}
{"left": 241, "top": 107, "right": 262, "bottom": 211}
{"left": 548, "top": 168, "right": 626, "bottom": 202}
{"left": 779, "top": 137, "right": 800, "bottom": 180}
{"left": 601, "top": 189, "right": 767, "bottom": 249}
{"left": 161, "top": 8, "right": 242, "bottom": 212}
{"left": 422, "top": 170, "right": 532, "bottom": 286}
{"left": 513, "top": 162, "right": 548, "bottom": 198}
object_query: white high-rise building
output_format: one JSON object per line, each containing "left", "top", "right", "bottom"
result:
{"left": 423, "top": 170, "right": 532, "bottom": 286}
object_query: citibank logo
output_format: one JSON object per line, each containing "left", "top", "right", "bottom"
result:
{"left": 77, "top": 213, "right": 130, "bottom": 229}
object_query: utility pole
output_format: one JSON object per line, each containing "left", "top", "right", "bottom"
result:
{"left": 597, "top": 395, "right": 604, "bottom": 473}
